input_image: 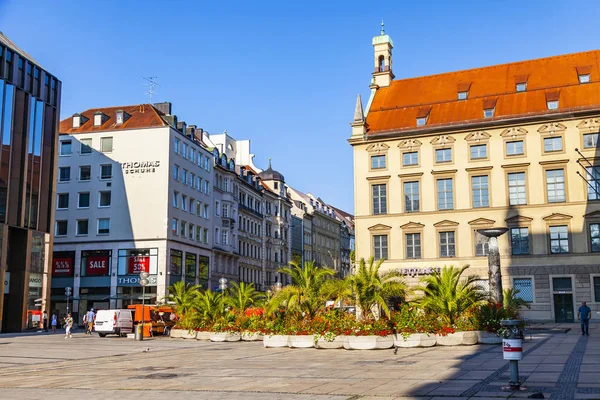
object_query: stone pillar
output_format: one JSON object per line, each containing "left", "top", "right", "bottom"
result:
{"left": 477, "top": 228, "right": 509, "bottom": 305}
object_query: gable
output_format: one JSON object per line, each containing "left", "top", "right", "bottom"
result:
{"left": 537, "top": 122, "right": 567, "bottom": 135}
{"left": 400, "top": 222, "right": 425, "bottom": 229}
{"left": 368, "top": 223, "right": 392, "bottom": 231}
{"left": 542, "top": 212, "right": 573, "bottom": 221}
{"left": 505, "top": 215, "right": 533, "bottom": 224}
{"left": 465, "top": 131, "right": 491, "bottom": 142}
{"left": 468, "top": 217, "right": 495, "bottom": 226}
{"left": 500, "top": 127, "right": 528, "bottom": 138}
{"left": 433, "top": 219, "right": 459, "bottom": 227}
{"left": 365, "top": 143, "right": 390, "bottom": 153}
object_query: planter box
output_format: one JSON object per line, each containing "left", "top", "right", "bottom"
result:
{"left": 344, "top": 336, "right": 378, "bottom": 350}
{"left": 394, "top": 333, "right": 437, "bottom": 348}
{"left": 376, "top": 335, "right": 394, "bottom": 349}
{"left": 170, "top": 328, "right": 184, "bottom": 338}
{"left": 288, "top": 335, "right": 315, "bottom": 348}
{"left": 436, "top": 331, "right": 478, "bottom": 346}
{"left": 181, "top": 330, "right": 198, "bottom": 339}
{"left": 315, "top": 335, "right": 347, "bottom": 349}
{"left": 476, "top": 331, "right": 502, "bottom": 344}
{"left": 241, "top": 331, "right": 264, "bottom": 341}
{"left": 210, "top": 332, "right": 241, "bottom": 342}
{"left": 263, "top": 335, "right": 289, "bottom": 348}
{"left": 196, "top": 331, "right": 212, "bottom": 341}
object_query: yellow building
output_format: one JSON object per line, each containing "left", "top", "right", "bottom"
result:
{"left": 350, "top": 27, "right": 600, "bottom": 322}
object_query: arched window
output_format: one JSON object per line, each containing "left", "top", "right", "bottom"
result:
{"left": 378, "top": 55, "right": 385, "bottom": 72}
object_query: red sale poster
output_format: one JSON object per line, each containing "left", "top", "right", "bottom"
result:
{"left": 53, "top": 257, "right": 73, "bottom": 276}
{"left": 87, "top": 256, "right": 109, "bottom": 275}
{"left": 128, "top": 256, "right": 150, "bottom": 274}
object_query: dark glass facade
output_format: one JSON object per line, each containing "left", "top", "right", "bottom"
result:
{"left": 0, "top": 34, "right": 61, "bottom": 332}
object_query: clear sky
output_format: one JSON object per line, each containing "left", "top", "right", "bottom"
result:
{"left": 1, "top": 0, "right": 599, "bottom": 214}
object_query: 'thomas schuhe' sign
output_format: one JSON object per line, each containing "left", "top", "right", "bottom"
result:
{"left": 397, "top": 267, "right": 442, "bottom": 278}
{"left": 121, "top": 160, "right": 160, "bottom": 175}
{"left": 86, "top": 256, "right": 109, "bottom": 275}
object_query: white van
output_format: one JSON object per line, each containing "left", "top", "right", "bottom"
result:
{"left": 94, "top": 309, "right": 133, "bottom": 337}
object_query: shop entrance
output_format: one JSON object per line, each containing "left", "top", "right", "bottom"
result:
{"left": 553, "top": 293, "right": 574, "bottom": 323}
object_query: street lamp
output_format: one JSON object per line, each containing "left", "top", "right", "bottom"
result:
{"left": 219, "top": 277, "right": 228, "bottom": 311}
{"left": 274, "top": 281, "right": 282, "bottom": 292}
{"left": 139, "top": 271, "right": 149, "bottom": 341}
{"left": 477, "top": 228, "right": 509, "bottom": 304}
{"left": 65, "top": 287, "right": 72, "bottom": 315}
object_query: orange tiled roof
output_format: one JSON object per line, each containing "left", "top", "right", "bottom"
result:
{"left": 366, "top": 50, "right": 600, "bottom": 135}
{"left": 60, "top": 104, "right": 167, "bottom": 134}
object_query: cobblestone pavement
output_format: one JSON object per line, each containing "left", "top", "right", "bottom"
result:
{"left": 0, "top": 324, "right": 598, "bottom": 400}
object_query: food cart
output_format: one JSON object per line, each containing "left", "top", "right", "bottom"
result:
{"left": 127, "top": 304, "right": 175, "bottom": 337}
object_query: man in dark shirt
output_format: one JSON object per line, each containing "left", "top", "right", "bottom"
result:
{"left": 577, "top": 301, "right": 592, "bottom": 336}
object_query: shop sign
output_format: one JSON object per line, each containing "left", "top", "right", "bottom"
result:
{"left": 3, "top": 271, "right": 9, "bottom": 294}
{"left": 121, "top": 160, "right": 160, "bottom": 175}
{"left": 87, "top": 256, "right": 109, "bottom": 275}
{"left": 117, "top": 275, "right": 157, "bottom": 287}
{"left": 128, "top": 256, "right": 150, "bottom": 274}
{"left": 53, "top": 257, "right": 73, "bottom": 276}
{"left": 398, "top": 267, "right": 441, "bottom": 278}
{"left": 29, "top": 273, "right": 43, "bottom": 288}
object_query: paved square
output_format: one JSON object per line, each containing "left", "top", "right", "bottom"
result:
{"left": 0, "top": 325, "right": 598, "bottom": 399}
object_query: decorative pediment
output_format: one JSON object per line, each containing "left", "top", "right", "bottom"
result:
{"left": 433, "top": 219, "right": 459, "bottom": 228}
{"left": 500, "top": 127, "right": 528, "bottom": 138}
{"left": 538, "top": 122, "right": 567, "bottom": 135}
{"left": 505, "top": 215, "right": 533, "bottom": 224}
{"left": 368, "top": 223, "right": 392, "bottom": 231}
{"left": 584, "top": 210, "right": 600, "bottom": 219}
{"left": 468, "top": 218, "right": 495, "bottom": 226}
{"left": 400, "top": 222, "right": 425, "bottom": 229}
{"left": 366, "top": 143, "right": 390, "bottom": 153}
{"left": 430, "top": 135, "right": 456, "bottom": 146}
{"left": 543, "top": 213, "right": 573, "bottom": 221}
{"left": 397, "top": 139, "right": 422, "bottom": 150}
{"left": 577, "top": 118, "right": 600, "bottom": 133}
{"left": 465, "top": 131, "right": 491, "bottom": 142}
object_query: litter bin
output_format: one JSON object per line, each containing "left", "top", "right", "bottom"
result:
{"left": 134, "top": 324, "right": 143, "bottom": 341}
{"left": 501, "top": 319, "right": 523, "bottom": 390}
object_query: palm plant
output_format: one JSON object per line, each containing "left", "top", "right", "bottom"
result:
{"left": 226, "top": 281, "right": 263, "bottom": 312}
{"left": 193, "top": 289, "right": 223, "bottom": 323}
{"left": 271, "top": 261, "right": 336, "bottom": 318}
{"left": 503, "top": 288, "right": 531, "bottom": 311}
{"left": 416, "top": 265, "right": 485, "bottom": 326}
{"left": 166, "top": 281, "right": 200, "bottom": 319}
{"left": 349, "top": 257, "right": 408, "bottom": 319}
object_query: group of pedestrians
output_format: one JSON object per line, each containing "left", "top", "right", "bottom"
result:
{"left": 39, "top": 311, "right": 58, "bottom": 333}
{"left": 37, "top": 308, "right": 96, "bottom": 339}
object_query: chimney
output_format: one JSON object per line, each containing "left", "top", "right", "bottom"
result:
{"left": 153, "top": 101, "right": 172, "bottom": 115}
{"left": 193, "top": 128, "right": 204, "bottom": 143}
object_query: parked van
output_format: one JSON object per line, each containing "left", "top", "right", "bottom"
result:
{"left": 94, "top": 309, "right": 133, "bottom": 337}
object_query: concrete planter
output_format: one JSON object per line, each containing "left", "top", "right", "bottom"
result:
{"left": 393, "top": 333, "right": 437, "bottom": 348}
{"left": 436, "top": 331, "right": 478, "bottom": 346}
{"left": 288, "top": 335, "right": 315, "bottom": 348}
{"left": 210, "top": 332, "right": 241, "bottom": 342}
{"left": 263, "top": 335, "right": 290, "bottom": 348}
{"left": 241, "top": 331, "right": 264, "bottom": 341}
{"left": 344, "top": 336, "right": 378, "bottom": 350}
{"left": 196, "top": 331, "right": 212, "bottom": 341}
{"left": 181, "top": 330, "right": 198, "bottom": 339}
{"left": 376, "top": 335, "right": 394, "bottom": 349}
{"left": 315, "top": 335, "right": 347, "bottom": 349}
{"left": 170, "top": 328, "right": 184, "bottom": 338}
{"left": 476, "top": 331, "right": 502, "bottom": 344}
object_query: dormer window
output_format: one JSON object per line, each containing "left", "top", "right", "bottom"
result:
{"left": 94, "top": 112, "right": 108, "bottom": 127}
{"left": 416, "top": 106, "right": 431, "bottom": 127}
{"left": 484, "top": 108, "right": 495, "bottom": 118}
{"left": 579, "top": 74, "right": 590, "bottom": 84}
{"left": 516, "top": 83, "right": 527, "bottom": 92}
{"left": 416, "top": 117, "right": 427, "bottom": 126}
{"left": 115, "top": 110, "right": 130, "bottom": 125}
{"left": 577, "top": 66, "right": 591, "bottom": 84}
{"left": 515, "top": 74, "right": 529, "bottom": 92}
{"left": 483, "top": 98, "right": 497, "bottom": 118}
{"left": 546, "top": 91, "right": 560, "bottom": 110}
{"left": 458, "top": 91, "right": 468, "bottom": 100}
{"left": 72, "top": 114, "right": 81, "bottom": 128}
{"left": 456, "top": 83, "right": 471, "bottom": 100}
{"left": 547, "top": 101, "right": 559, "bottom": 110}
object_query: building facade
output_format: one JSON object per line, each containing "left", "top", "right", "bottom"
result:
{"left": 351, "top": 28, "right": 600, "bottom": 322}
{"left": 53, "top": 103, "right": 213, "bottom": 319}
{"left": 0, "top": 34, "right": 62, "bottom": 332}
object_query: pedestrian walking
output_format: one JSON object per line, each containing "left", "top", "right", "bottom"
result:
{"left": 83, "top": 313, "right": 88, "bottom": 334}
{"left": 85, "top": 308, "right": 96, "bottom": 335}
{"left": 578, "top": 301, "right": 592, "bottom": 336}
{"left": 42, "top": 311, "right": 48, "bottom": 332}
{"left": 51, "top": 312, "right": 57, "bottom": 333}
{"left": 64, "top": 313, "right": 73, "bottom": 339}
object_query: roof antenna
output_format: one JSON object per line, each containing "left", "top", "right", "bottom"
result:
{"left": 142, "top": 76, "right": 160, "bottom": 103}
{"left": 381, "top": 20, "right": 385, "bottom": 35}
{"left": 268, "top": 157, "right": 272, "bottom": 169}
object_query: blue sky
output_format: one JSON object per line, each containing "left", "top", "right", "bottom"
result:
{"left": 1, "top": 0, "right": 599, "bottom": 213}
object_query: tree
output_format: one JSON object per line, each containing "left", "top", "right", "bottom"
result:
{"left": 416, "top": 265, "right": 485, "bottom": 326}
{"left": 503, "top": 288, "right": 531, "bottom": 311}
{"left": 349, "top": 257, "right": 408, "bottom": 319}
{"left": 166, "top": 281, "right": 200, "bottom": 319}
{"left": 226, "top": 281, "right": 262, "bottom": 312}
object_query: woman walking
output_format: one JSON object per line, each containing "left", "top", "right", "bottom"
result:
{"left": 51, "top": 312, "right": 57, "bottom": 333}
{"left": 64, "top": 313, "right": 73, "bottom": 339}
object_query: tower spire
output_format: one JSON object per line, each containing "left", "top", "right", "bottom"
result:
{"left": 353, "top": 94, "right": 365, "bottom": 123}
{"left": 381, "top": 20, "right": 385, "bottom": 35}
{"left": 268, "top": 157, "right": 272, "bottom": 169}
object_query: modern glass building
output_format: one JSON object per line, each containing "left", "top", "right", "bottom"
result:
{"left": 0, "top": 32, "right": 61, "bottom": 332}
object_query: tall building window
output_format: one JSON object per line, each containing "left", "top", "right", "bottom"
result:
{"left": 506, "top": 140, "right": 524, "bottom": 156}
{"left": 172, "top": 191, "right": 179, "bottom": 208}
{"left": 80, "top": 138, "right": 92, "bottom": 154}
{"left": 586, "top": 166, "right": 600, "bottom": 200}
{"left": 546, "top": 169, "right": 565, "bottom": 203}
{"left": 55, "top": 220, "right": 68, "bottom": 236}
{"left": 590, "top": 223, "right": 600, "bottom": 252}
{"left": 594, "top": 277, "right": 600, "bottom": 303}
{"left": 435, "top": 148, "right": 452, "bottom": 163}
{"left": 543, "top": 136, "right": 562, "bottom": 152}
{"left": 59, "top": 167, "right": 71, "bottom": 182}
{"left": 510, "top": 227, "right": 529, "bottom": 255}
{"left": 371, "top": 155, "right": 386, "bottom": 169}
{"left": 173, "top": 164, "right": 180, "bottom": 180}
{"left": 76, "top": 219, "right": 89, "bottom": 236}
{"left": 583, "top": 133, "right": 599, "bottom": 149}
{"left": 513, "top": 278, "right": 533, "bottom": 302}
{"left": 100, "top": 164, "right": 112, "bottom": 179}
{"left": 99, "top": 191, "right": 111, "bottom": 207}
{"left": 373, "top": 235, "right": 388, "bottom": 260}
{"left": 403, "top": 181, "right": 420, "bottom": 212}
{"left": 470, "top": 144, "right": 487, "bottom": 159}
{"left": 403, "top": 151, "right": 418, "bottom": 166}
{"left": 97, "top": 218, "right": 110, "bottom": 235}
{"left": 437, "top": 178, "right": 454, "bottom": 210}
{"left": 59, "top": 140, "right": 72, "bottom": 156}
{"left": 56, "top": 193, "right": 69, "bottom": 209}
{"left": 180, "top": 221, "right": 187, "bottom": 237}
{"left": 182, "top": 195, "right": 188, "bottom": 211}
{"left": 174, "top": 137, "right": 180, "bottom": 154}
{"left": 508, "top": 172, "right": 527, "bottom": 205}
{"left": 549, "top": 225, "right": 569, "bottom": 254}
{"left": 78, "top": 192, "right": 90, "bottom": 208}
{"left": 471, "top": 176, "right": 489, "bottom": 208}
{"left": 79, "top": 165, "right": 91, "bottom": 181}
{"left": 439, "top": 231, "right": 456, "bottom": 257}
{"left": 100, "top": 137, "right": 113, "bottom": 152}
{"left": 372, "top": 184, "right": 387, "bottom": 215}
{"left": 405, "top": 233, "right": 421, "bottom": 259}
{"left": 172, "top": 218, "right": 178, "bottom": 235}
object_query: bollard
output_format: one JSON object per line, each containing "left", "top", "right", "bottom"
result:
{"left": 134, "top": 324, "right": 143, "bottom": 341}
{"left": 501, "top": 319, "right": 523, "bottom": 390}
